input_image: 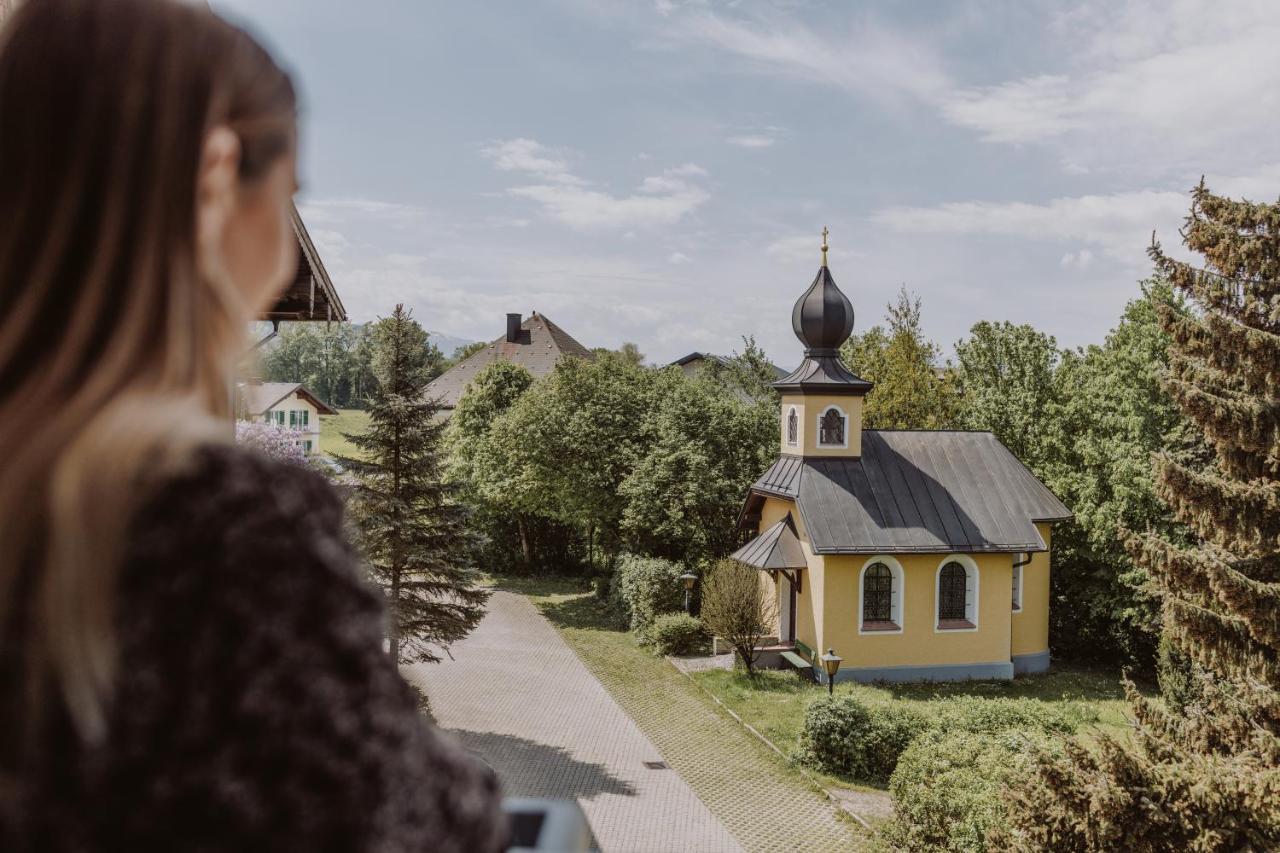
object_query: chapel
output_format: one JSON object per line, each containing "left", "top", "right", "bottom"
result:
{"left": 731, "top": 231, "right": 1071, "bottom": 682}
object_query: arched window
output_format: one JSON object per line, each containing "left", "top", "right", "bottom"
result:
{"left": 818, "top": 407, "right": 845, "bottom": 446}
{"left": 863, "top": 563, "right": 893, "bottom": 622}
{"left": 938, "top": 563, "right": 967, "bottom": 621}
{"left": 859, "top": 556, "right": 903, "bottom": 632}
{"left": 936, "top": 557, "right": 978, "bottom": 629}
{"left": 786, "top": 407, "right": 798, "bottom": 446}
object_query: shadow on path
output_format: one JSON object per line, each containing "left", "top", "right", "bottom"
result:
{"left": 448, "top": 729, "right": 637, "bottom": 802}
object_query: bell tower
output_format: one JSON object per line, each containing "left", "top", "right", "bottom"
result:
{"left": 773, "top": 228, "right": 872, "bottom": 457}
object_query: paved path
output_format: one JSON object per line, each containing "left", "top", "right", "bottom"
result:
{"left": 404, "top": 591, "right": 743, "bottom": 853}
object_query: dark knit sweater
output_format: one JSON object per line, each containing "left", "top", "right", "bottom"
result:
{"left": 0, "top": 444, "right": 506, "bottom": 852}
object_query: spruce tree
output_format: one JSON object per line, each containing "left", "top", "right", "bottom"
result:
{"left": 338, "top": 304, "right": 488, "bottom": 663}
{"left": 997, "top": 182, "right": 1280, "bottom": 849}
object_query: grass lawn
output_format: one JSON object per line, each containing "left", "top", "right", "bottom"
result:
{"left": 320, "top": 408, "right": 370, "bottom": 459}
{"left": 484, "top": 574, "right": 871, "bottom": 852}
{"left": 691, "top": 661, "right": 1150, "bottom": 791}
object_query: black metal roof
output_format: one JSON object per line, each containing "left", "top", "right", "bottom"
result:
{"left": 792, "top": 265, "right": 854, "bottom": 352}
{"left": 772, "top": 354, "right": 873, "bottom": 396}
{"left": 741, "top": 430, "right": 1072, "bottom": 554}
{"left": 729, "top": 516, "right": 808, "bottom": 570}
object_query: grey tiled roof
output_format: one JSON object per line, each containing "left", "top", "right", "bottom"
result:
{"left": 743, "top": 430, "right": 1071, "bottom": 554}
{"left": 423, "top": 313, "right": 593, "bottom": 411}
{"left": 730, "top": 516, "right": 808, "bottom": 570}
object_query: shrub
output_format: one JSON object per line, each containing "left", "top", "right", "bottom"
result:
{"left": 797, "top": 694, "right": 1081, "bottom": 784}
{"left": 796, "top": 695, "right": 928, "bottom": 783}
{"left": 884, "top": 729, "right": 1057, "bottom": 852}
{"left": 928, "top": 696, "right": 1082, "bottom": 736}
{"left": 608, "top": 553, "right": 685, "bottom": 633}
{"left": 647, "top": 613, "right": 709, "bottom": 656}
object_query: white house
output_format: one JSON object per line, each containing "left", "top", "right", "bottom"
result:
{"left": 238, "top": 382, "right": 337, "bottom": 454}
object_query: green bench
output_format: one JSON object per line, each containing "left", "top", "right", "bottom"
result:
{"left": 780, "top": 640, "right": 817, "bottom": 681}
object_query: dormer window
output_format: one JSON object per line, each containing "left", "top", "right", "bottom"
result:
{"left": 786, "top": 407, "right": 798, "bottom": 446}
{"left": 818, "top": 406, "right": 846, "bottom": 447}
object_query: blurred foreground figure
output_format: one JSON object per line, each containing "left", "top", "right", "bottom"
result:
{"left": 0, "top": 1, "right": 505, "bottom": 849}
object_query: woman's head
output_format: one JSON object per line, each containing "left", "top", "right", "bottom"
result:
{"left": 0, "top": 0, "right": 298, "bottom": 743}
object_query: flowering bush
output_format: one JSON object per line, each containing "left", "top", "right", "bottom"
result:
{"left": 235, "top": 420, "right": 307, "bottom": 464}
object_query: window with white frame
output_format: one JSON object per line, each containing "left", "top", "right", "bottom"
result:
{"left": 817, "top": 406, "right": 846, "bottom": 447}
{"left": 1012, "top": 553, "right": 1025, "bottom": 612}
{"left": 936, "top": 557, "right": 978, "bottom": 629}
{"left": 860, "top": 557, "right": 903, "bottom": 631}
{"left": 786, "top": 406, "right": 798, "bottom": 446}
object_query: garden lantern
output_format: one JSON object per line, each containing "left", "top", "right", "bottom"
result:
{"left": 679, "top": 573, "right": 697, "bottom": 614}
{"left": 820, "top": 648, "right": 842, "bottom": 695}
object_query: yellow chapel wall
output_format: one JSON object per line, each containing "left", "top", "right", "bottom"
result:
{"left": 818, "top": 552, "right": 1013, "bottom": 671}
{"left": 758, "top": 496, "right": 820, "bottom": 653}
{"left": 1011, "top": 524, "right": 1052, "bottom": 660}
{"left": 779, "top": 393, "right": 864, "bottom": 458}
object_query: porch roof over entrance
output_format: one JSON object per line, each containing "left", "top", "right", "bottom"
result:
{"left": 729, "top": 516, "right": 807, "bottom": 571}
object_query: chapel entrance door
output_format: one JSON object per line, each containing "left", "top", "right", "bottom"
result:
{"left": 778, "top": 574, "right": 796, "bottom": 643}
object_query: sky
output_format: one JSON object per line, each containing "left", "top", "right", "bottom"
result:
{"left": 214, "top": 0, "right": 1280, "bottom": 367}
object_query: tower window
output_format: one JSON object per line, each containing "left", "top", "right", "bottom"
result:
{"left": 818, "top": 407, "right": 845, "bottom": 447}
{"left": 786, "top": 407, "right": 798, "bottom": 446}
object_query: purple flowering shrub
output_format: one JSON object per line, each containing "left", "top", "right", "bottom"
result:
{"left": 234, "top": 420, "right": 307, "bottom": 464}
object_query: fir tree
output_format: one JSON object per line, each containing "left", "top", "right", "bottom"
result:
{"left": 997, "top": 182, "right": 1280, "bottom": 849}
{"left": 337, "top": 304, "right": 488, "bottom": 663}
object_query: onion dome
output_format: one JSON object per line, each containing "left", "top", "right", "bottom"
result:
{"left": 773, "top": 228, "right": 873, "bottom": 396}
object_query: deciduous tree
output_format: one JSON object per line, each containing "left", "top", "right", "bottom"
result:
{"left": 699, "top": 559, "right": 777, "bottom": 676}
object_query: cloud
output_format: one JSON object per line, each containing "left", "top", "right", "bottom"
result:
{"left": 481, "top": 138, "right": 583, "bottom": 185}
{"left": 663, "top": 10, "right": 950, "bottom": 106}
{"left": 483, "top": 139, "right": 710, "bottom": 230}
{"left": 668, "top": 251, "right": 692, "bottom": 264}
{"left": 726, "top": 134, "right": 776, "bottom": 149}
{"left": 1059, "top": 249, "right": 1095, "bottom": 269}
{"left": 939, "top": 2, "right": 1280, "bottom": 177}
{"left": 872, "top": 189, "right": 1188, "bottom": 270}
{"left": 766, "top": 233, "right": 863, "bottom": 265}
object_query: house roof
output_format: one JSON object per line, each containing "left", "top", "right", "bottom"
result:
{"left": 730, "top": 516, "right": 809, "bottom": 570}
{"left": 239, "top": 382, "right": 338, "bottom": 416}
{"left": 423, "top": 312, "right": 593, "bottom": 411}
{"left": 740, "top": 430, "right": 1072, "bottom": 554}
{"left": 261, "top": 205, "right": 347, "bottom": 323}
{"left": 670, "top": 352, "right": 788, "bottom": 379}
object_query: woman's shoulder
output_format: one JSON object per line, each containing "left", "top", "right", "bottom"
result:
{"left": 136, "top": 441, "right": 343, "bottom": 534}
{"left": 125, "top": 441, "right": 368, "bottom": 607}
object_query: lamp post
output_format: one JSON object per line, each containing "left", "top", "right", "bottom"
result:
{"left": 820, "top": 648, "right": 842, "bottom": 696}
{"left": 679, "top": 573, "right": 697, "bottom": 614}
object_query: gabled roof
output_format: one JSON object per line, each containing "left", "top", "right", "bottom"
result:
{"left": 423, "top": 312, "right": 593, "bottom": 411}
{"left": 239, "top": 382, "right": 338, "bottom": 416}
{"left": 730, "top": 515, "right": 808, "bottom": 570}
{"left": 740, "top": 430, "right": 1071, "bottom": 554}
{"left": 670, "top": 352, "right": 788, "bottom": 379}
{"left": 261, "top": 205, "right": 347, "bottom": 323}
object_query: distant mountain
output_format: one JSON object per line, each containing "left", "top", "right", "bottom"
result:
{"left": 427, "top": 330, "right": 477, "bottom": 358}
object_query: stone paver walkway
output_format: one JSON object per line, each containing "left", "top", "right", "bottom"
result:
{"left": 404, "top": 591, "right": 742, "bottom": 853}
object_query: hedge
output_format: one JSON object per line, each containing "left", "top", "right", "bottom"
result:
{"left": 608, "top": 553, "right": 686, "bottom": 633}
{"left": 884, "top": 729, "right": 1058, "bottom": 852}
{"left": 796, "top": 694, "right": 1083, "bottom": 784}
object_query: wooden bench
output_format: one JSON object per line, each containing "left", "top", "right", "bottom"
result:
{"left": 781, "top": 640, "right": 817, "bottom": 681}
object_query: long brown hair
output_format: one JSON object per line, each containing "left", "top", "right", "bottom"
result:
{"left": 0, "top": 0, "right": 296, "bottom": 743}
